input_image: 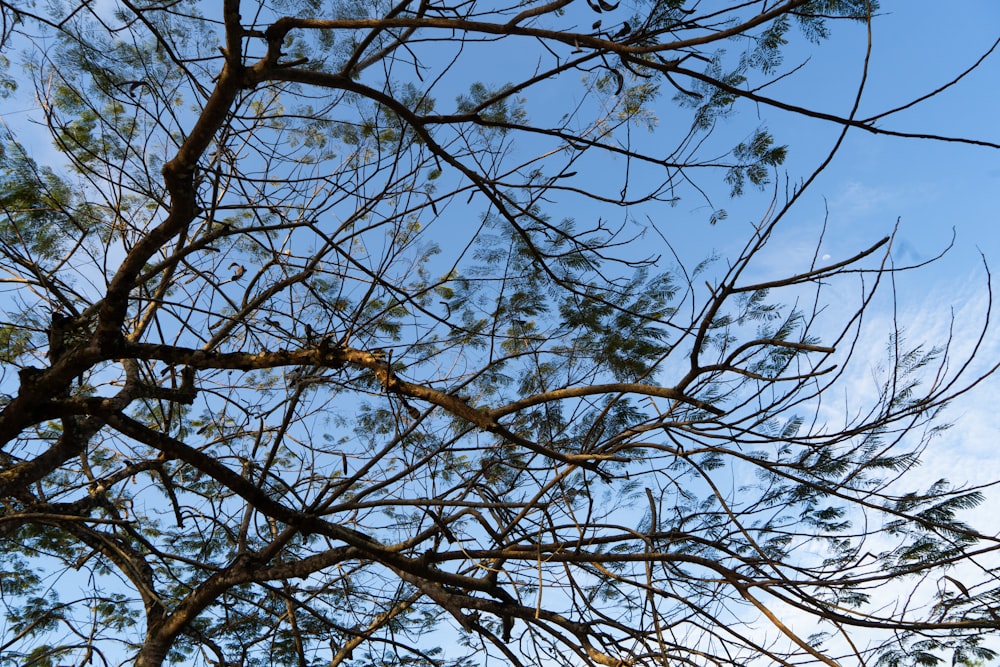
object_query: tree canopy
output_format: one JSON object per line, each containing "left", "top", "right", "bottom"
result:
{"left": 0, "top": 1, "right": 998, "bottom": 666}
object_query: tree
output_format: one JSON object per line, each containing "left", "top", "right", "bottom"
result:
{"left": 0, "top": 1, "right": 997, "bottom": 666}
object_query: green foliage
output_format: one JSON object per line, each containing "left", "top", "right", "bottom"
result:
{"left": 557, "top": 270, "right": 675, "bottom": 381}
{"left": 0, "top": 138, "right": 75, "bottom": 260}
{"left": 726, "top": 130, "right": 788, "bottom": 196}
{"left": 0, "top": 54, "right": 15, "bottom": 98}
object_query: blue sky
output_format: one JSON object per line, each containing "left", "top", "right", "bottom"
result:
{"left": 758, "top": 1, "right": 1000, "bottom": 470}
{"left": 1, "top": 0, "right": 995, "bottom": 571}
{"left": 1, "top": 2, "right": 999, "bottom": 663}
{"left": 706, "top": 5, "right": 1000, "bottom": 652}
{"left": 746, "top": 2, "right": 1000, "bottom": 269}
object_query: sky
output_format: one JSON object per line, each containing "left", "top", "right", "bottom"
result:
{"left": 689, "top": 4, "right": 1000, "bottom": 655}
{"left": 740, "top": 2, "right": 1000, "bottom": 482}
{"left": 1, "top": 1, "right": 999, "bottom": 664}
